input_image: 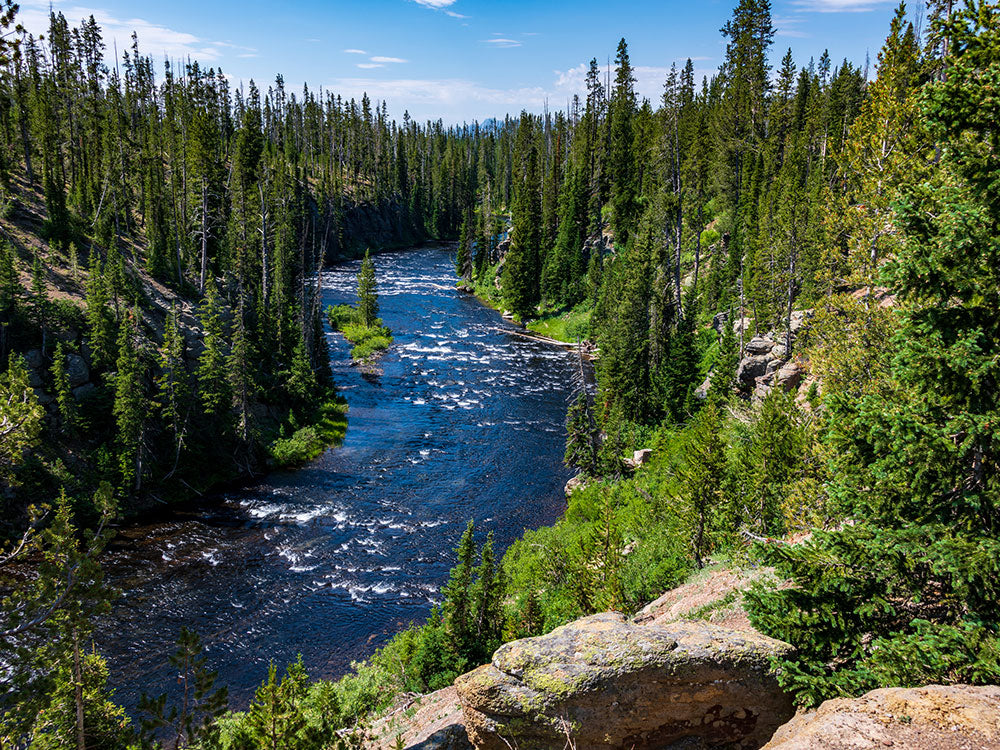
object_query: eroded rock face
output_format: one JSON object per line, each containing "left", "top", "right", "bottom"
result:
{"left": 455, "top": 613, "right": 795, "bottom": 750}
{"left": 763, "top": 684, "right": 1000, "bottom": 750}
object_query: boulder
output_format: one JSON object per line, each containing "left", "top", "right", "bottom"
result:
{"left": 633, "top": 448, "right": 652, "bottom": 466}
{"left": 65, "top": 354, "right": 89, "bottom": 387}
{"left": 788, "top": 309, "right": 813, "bottom": 334}
{"left": 72, "top": 382, "right": 96, "bottom": 400}
{"left": 745, "top": 336, "right": 775, "bottom": 356}
{"left": 774, "top": 363, "right": 802, "bottom": 392}
{"left": 23, "top": 348, "right": 44, "bottom": 369}
{"left": 32, "top": 387, "right": 54, "bottom": 406}
{"left": 711, "top": 311, "right": 729, "bottom": 335}
{"left": 565, "top": 474, "right": 590, "bottom": 496}
{"left": 455, "top": 612, "right": 795, "bottom": 750}
{"left": 694, "top": 373, "right": 713, "bottom": 401}
{"left": 763, "top": 684, "right": 1000, "bottom": 750}
{"left": 736, "top": 355, "right": 770, "bottom": 386}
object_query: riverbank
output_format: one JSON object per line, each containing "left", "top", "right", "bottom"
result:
{"left": 458, "top": 267, "right": 594, "bottom": 349}
{"left": 98, "top": 245, "right": 578, "bottom": 711}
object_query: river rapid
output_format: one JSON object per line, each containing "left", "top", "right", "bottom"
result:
{"left": 98, "top": 244, "right": 580, "bottom": 707}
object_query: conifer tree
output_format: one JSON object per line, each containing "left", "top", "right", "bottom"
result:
{"left": 229, "top": 296, "right": 258, "bottom": 444}
{"left": 675, "top": 402, "right": 726, "bottom": 569}
{"left": 0, "top": 238, "right": 18, "bottom": 322}
{"left": 0, "top": 355, "right": 42, "bottom": 479}
{"left": 196, "top": 283, "right": 230, "bottom": 419}
{"left": 442, "top": 521, "right": 476, "bottom": 660}
{"left": 455, "top": 214, "right": 472, "bottom": 282}
{"left": 157, "top": 304, "right": 189, "bottom": 474}
{"left": 470, "top": 532, "right": 504, "bottom": 663}
{"left": 28, "top": 253, "right": 48, "bottom": 352}
{"left": 564, "top": 390, "right": 600, "bottom": 478}
{"left": 245, "top": 659, "right": 308, "bottom": 750}
{"left": 357, "top": 250, "right": 379, "bottom": 328}
{"left": 84, "top": 253, "right": 116, "bottom": 371}
{"left": 609, "top": 39, "right": 639, "bottom": 246}
{"left": 50, "top": 341, "right": 76, "bottom": 430}
{"left": 114, "top": 308, "right": 147, "bottom": 490}
{"left": 137, "top": 627, "right": 228, "bottom": 749}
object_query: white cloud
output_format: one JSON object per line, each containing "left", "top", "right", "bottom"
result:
{"left": 483, "top": 38, "right": 522, "bottom": 48}
{"left": 344, "top": 48, "right": 368, "bottom": 54}
{"left": 17, "top": 0, "right": 253, "bottom": 62}
{"left": 774, "top": 16, "right": 810, "bottom": 37}
{"left": 553, "top": 63, "right": 587, "bottom": 92}
{"left": 411, "top": 0, "right": 458, "bottom": 7}
{"left": 792, "top": 0, "right": 895, "bottom": 11}
{"left": 331, "top": 76, "right": 548, "bottom": 115}
{"left": 370, "top": 56, "right": 408, "bottom": 63}
{"left": 357, "top": 63, "right": 384, "bottom": 69}
{"left": 552, "top": 62, "right": 715, "bottom": 104}
{"left": 445, "top": 10, "right": 468, "bottom": 18}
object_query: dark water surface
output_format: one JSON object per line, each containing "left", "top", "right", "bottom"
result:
{"left": 99, "top": 245, "right": 578, "bottom": 707}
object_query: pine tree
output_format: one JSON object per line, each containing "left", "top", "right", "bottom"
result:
{"left": 674, "top": 402, "right": 726, "bottom": 569}
{"left": 137, "top": 627, "right": 228, "bottom": 749}
{"left": 357, "top": 250, "right": 379, "bottom": 328}
{"left": 84, "top": 252, "right": 116, "bottom": 371}
{"left": 196, "top": 283, "right": 230, "bottom": 419}
{"left": 564, "top": 391, "right": 600, "bottom": 477}
{"left": 114, "top": 308, "right": 147, "bottom": 490}
{"left": 28, "top": 253, "right": 49, "bottom": 352}
{"left": 229, "top": 296, "right": 258, "bottom": 444}
{"left": 1, "top": 485, "right": 118, "bottom": 745}
{"left": 442, "top": 520, "right": 476, "bottom": 661}
{"left": 0, "top": 355, "right": 43, "bottom": 478}
{"left": 245, "top": 659, "right": 308, "bottom": 750}
{"left": 157, "top": 303, "right": 190, "bottom": 475}
{"left": 0, "top": 238, "right": 18, "bottom": 323}
{"left": 285, "top": 329, "right": 316, "bottom": 423}
{"left": 609, "top": 39, "right": 639, "bottom": 246}
{"left": 503, "top": 115, "right": 542, "bottom": 319}
{"left": 50, "top": 341, "right": 76, "bottom": 430}
{"left": 470, "top": 531, "right": 504, "bottom": 663}
{"left": 455, "top": 214, "right": 472, "bottom": 282}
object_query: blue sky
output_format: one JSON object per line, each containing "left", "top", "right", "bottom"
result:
{"left": 18, "top": 0, "right": 914, "bottom": 123}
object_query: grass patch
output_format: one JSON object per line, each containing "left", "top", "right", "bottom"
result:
{"left": 326, "top": 304, "right": 393, "bottom": 361}
{"left": 267, "top": 397, "right": 348, "bottom": 468}
{"left": 527, "top": 304, "right": 592, "bottom": 343}
{"left": 460, "top": 263, "right": 504, "bottom": 310}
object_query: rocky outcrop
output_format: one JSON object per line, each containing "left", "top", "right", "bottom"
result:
{"left": 625, "top": 448, "right": 653, "bottom": 470}
{"left": 730, "top": 310, "right": 814, "bottom": 400}
{"left": 366, "top": 687, "right": 473, "bottom": 750}
{"left": 763, "top": 685, "right": 1000, "bottom": 750}
{"left": 455, "top": 612, "right": 795, "bottom": 750}
{"left": 332, "top": 198, "right": 420, "bottom": 259}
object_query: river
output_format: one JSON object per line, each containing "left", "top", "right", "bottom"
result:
{"left": 98, "top": 244, "right": 579, "bottom": 708}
